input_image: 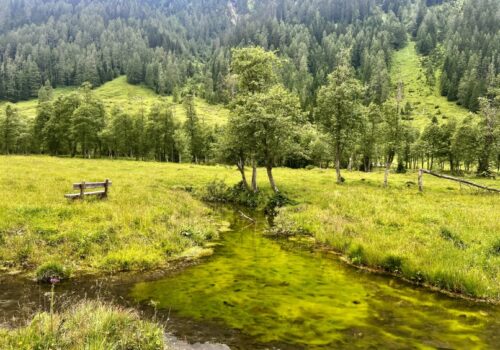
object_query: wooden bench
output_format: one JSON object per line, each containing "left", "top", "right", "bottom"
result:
{"left": 65, "top": 179, "right": 112, "bottom": 200}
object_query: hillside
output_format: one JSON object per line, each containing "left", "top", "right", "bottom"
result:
{"left": 391, "top": 41, "right": 471, "bottom": 129}
{"left": 0, "top": 77, "right": 229, "bottom": 126}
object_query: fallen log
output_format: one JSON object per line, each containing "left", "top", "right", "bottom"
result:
{"left": 418, "top": 169, "right": 500, "bottom": 193}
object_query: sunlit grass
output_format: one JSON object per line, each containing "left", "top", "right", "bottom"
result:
{"left": 273, "top": 167, "right": 500, "bottom": 300}
{"left": 0, "top": 76, "right": 229, "bottom": 126}
{"left": 0, "top": 156, "right": 229, "bottom": 276}
{"left": 391, "top": 41, "right": 471, "bottom": 129}
{"left": 0, "top": 156, "right": 498, "bottom": 300}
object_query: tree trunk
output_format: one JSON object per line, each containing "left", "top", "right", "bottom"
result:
{"left": 419, "top": 169, "right": 500, "bottom": 193}
{"left": 266, "top": 165, "right": 279, "bottom": 193}
{"left": 237, "top": 159, "right": 250, "bottom": 191}
{"left": 384, "top": 161, "right": 391, "bottom": 187}
{"left": 251, "top": 161, "right": 258, "bottom": 193}
{"left": 335, "top": 155, "right": 342, "bottom": 184}
{"left": 348, "top": 155, "right": 353, "bottom": 172}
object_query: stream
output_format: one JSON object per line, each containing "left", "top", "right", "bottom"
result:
{"left": 1, "top": 208, "right": 499, "bottom": 349}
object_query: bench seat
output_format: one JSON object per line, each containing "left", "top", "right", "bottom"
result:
{"left": 65, "top": 190, "right": 106, "bottom": 199}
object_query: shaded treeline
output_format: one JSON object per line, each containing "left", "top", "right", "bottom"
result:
{"left": 1, "top": 48, "right": 498, "bottom": 193}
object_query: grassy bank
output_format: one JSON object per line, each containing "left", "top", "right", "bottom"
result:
{"left": 0, "top": 300, "right": 166, "bottom": 350}
{"left": 1, "top": 156, "right": 498, "bottom": 300}
{"left": 272, "top": 168, "right": 500, "bottom": 301}
{"left": 0, "top": 156, "right": 234, "bottom": 277}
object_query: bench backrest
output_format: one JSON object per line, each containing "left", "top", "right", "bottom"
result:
{"left": 73, "top": 180, "right": 112, "bottom": 190}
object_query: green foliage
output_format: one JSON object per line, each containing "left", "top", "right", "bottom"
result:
{"left": 201, "top": 179, "right": 232, "bottom": 203}
{"left": 440, "top": 227, "right": 467, "bottom": 250}
{"left": 348, "top": 245, "right": 366, "bottom": 265}
{"left": 273, "top": 168, "right": 500, "bottom": 299}
{"left": 264, "top": 193, "right": 295, "bottom": 217}
{"left": 382, "top": 255, "right": 404, "bottom": 273}
{"left": 491, "top": 240, "right": 500, "bottom": 256}
{"left": 35, "top": 262, "right": 70, "bottom": 282}
{"left": 316, "top": 61, "right": 364, "bottom": 182}
{"left": 231, "top": 47, "right": 278, "bottom": 94}
{"left": 0, "top": 301, "right": 165, "bottom": 350}
{"left": 201, "top": 180, "right": 261, "bottom": 208}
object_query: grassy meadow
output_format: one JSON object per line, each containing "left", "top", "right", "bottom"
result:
{"left": 0, "top": 155, "right": 498, "bottom": 301}
{"left": 0, "top": 76, "right": 229, "bottom": 126}
{"left": 0, "top": 156, "right": 235, "bottom": 277}
{"left": 391, "top": 41, "right": 470, "bottom": 129}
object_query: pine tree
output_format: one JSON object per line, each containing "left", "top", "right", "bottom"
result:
{"left": 1, "top": 105, "right": 21, "bottom": 154}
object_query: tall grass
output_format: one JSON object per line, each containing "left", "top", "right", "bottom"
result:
{"left": 0, "top": 300, "right": 166, "bottom": 350}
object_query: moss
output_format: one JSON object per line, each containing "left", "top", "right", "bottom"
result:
{"left": 131, "top": 212, "right": 499, "bottom": 348}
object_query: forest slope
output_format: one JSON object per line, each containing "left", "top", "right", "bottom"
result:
{"left": 391, "top": 41, "right": 471, "bottom": 129}
{"left": 0, "top": 77, "right": 229, "bottom": 126}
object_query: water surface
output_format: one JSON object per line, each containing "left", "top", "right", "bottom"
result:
{"left": 131, "top": 210, "right": 500, "bottom": 349}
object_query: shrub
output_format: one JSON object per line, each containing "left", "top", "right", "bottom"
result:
{"left": 491, "top": 240, "right": 500, "bottom": 256}
{"left": 382, "top": 255, "right": 404, "bottom": 273}
{"left": 200, "top": 180, "right": 261, "bottom": 208}
{"left": 35, "top": 262, "right": 70, "bottom": 282}
{"left": 305, "top": 165, "right": 315, "bottom": 170}
{"left": 348, "top": 245, "right": 366, "bottom": 265}
{"left": 265, "top": 193, "right": 295, "bottom": 216}
{"left": 200, "top": 179, "right": 231, "bottom": 203}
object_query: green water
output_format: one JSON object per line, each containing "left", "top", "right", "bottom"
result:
{"left": 131, "top": 210, "right": 500, "bottom": 349}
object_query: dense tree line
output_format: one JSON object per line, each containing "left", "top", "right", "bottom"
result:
{"left": 1, "top": 0, "right": 496, "bottom": 112}
{"left": 1, "top": 82, "right": 215, "bottom": 163}
{"left": 0, "top": 0, "right": 499, "bottom": 189}
{"left": 0, "top": 0, "right": 414, "bottom": 109}
{"left": 415, "top": 0, "right": 499, "bottom": 112}
{"left": 1, "top": 47, "right": 498, "bottom": 189}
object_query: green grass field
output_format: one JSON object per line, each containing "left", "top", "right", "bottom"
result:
{"left": 0, "top": 156, "right": 498, "bottom": 300}
{"left": 391, "top": 41, "right": 471, "bottom": 129}
{"left": 0, "top": 156, "right": 229, "bottom": 277}
{"left": 0, "top": 76, "right": 229, "bottom": 126}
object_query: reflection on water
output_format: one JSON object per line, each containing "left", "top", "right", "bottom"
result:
{"left": 131, "top": 209, "right": 500, "bottom": 349}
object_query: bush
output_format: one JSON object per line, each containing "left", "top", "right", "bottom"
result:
{"left": 200, "top": 179, "right": 231, "bottom": 203}
{"left": 305, "top": 165, "right": 316, "bottom": 170}
{"left": 0, "top": 301, "right": 165, "bottom": 350}
{"left": 382, "top": 255, "right": 404, "bottom": 273}
{"left": 200, "top": 180, "right": 261, "bottom": 208}
{"left": 35, "top": 262, "right": 70, "bottom": 282}
{"left": 491, "top": 240, "right": 500, "bottom": 256}
{"left": 348, "top": 245, "right": 366, "bottom": 265}
{"left": 265, "top": 193, "right": 295, "bottom": 216}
